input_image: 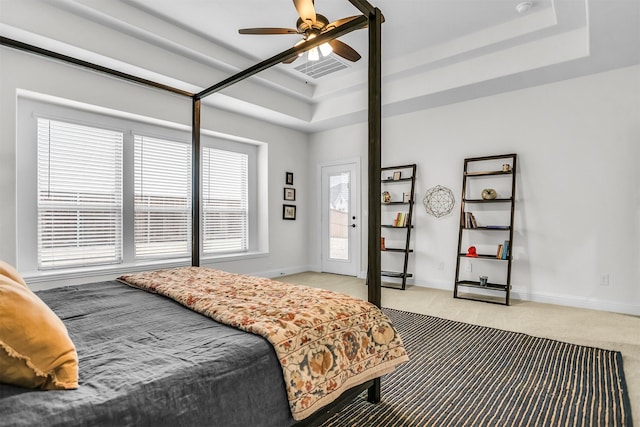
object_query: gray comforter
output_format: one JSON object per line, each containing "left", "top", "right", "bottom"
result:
{"left": 0, "top": 280, "right": 295, "bottom": 427}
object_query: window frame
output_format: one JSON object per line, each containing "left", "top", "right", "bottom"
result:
{"left": 17, "top": 95, "right": 266, "bottom": 283}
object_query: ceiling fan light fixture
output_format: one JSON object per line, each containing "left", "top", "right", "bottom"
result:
{"left": 319, "top": 42, "right": 333, "bottom": 57}
{"left": 239, "top": 0, "right": 363, "bottom": 65}
{"left": 308, "top": 47, "right": 320, "bottom": 61}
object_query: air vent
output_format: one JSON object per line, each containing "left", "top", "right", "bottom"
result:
{"left": 294, "top": 55, "right": 350, "bottom": 79}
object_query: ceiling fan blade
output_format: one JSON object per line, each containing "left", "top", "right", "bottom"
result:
{"left": 282, "top": 55, "right": 299, "bottom": 64}
{"left": 328, "top": 39, "right": 361, "bottom": 62}
{"left": 325, "top": 13, "right": 386, "bottom": 31}
{"left": 239, "top": 28, "right": 299, "bottom": 35}
{"left": 293, "top": 0, "right": 316, "bottom": 24}
{"left": 325, "top": 15, "right": 364, "bottom": 32}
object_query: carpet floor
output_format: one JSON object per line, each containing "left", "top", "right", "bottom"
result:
{"left": 320, "top": 308, "right": 633, "bottom": 427}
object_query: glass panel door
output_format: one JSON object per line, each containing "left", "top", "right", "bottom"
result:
{"left": 321, "top": 161, "right": 359, "bottom": 276}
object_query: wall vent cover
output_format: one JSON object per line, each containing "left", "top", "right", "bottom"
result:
{"left": 294, "top": 55, "right": 350, "bottom": 79}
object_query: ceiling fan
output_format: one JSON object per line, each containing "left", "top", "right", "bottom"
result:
{"left": 238, "top": 0, "right": 364, "bottom": 64}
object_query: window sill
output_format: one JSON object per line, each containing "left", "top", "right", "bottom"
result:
{"left": 201, "top": 251, "right": 268, "bottom": 264}
{"left": 23, "top": 252, "right": 269, "bottom": 286}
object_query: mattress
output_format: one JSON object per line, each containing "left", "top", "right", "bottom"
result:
{"left": 0, "top": 280, "right": 295, "bottom": 427}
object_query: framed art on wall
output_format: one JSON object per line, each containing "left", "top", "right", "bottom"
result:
{"left": 284, "top": 188, "right": 296, "bottom": 201}
{"left": 286, "top": 172, "right": 294, "bottom": 185}
{"left": 283, "top": 204, "right": 296, "bottom": 220}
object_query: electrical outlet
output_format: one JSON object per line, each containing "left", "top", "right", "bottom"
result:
{"left": 464, "top": 262, "right": 472, "bottom": 273}
{"left": 438, "top": 261, "right": 445, "bottom": 271}
{"left": 600, "top": 273, "right": 609, "bottom": 286}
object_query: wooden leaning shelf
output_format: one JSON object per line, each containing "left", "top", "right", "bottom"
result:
{"left": 380, "top": 164, "right": 416, "bottom": 290}
{"left": 454, "top": 154, "right": 517, "bottom": 306}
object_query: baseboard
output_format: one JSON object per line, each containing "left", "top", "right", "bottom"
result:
{"left": 258, "top": 270, "right": 640, "bottom": 316}
{"left": 510, "top": 288, "right": 640, "bottom": 316}
{"left": 411, "top": 280, "right": 640, "bottom": 316}
{"left": 255, "top": 265, "right": 316, "bottom": 279}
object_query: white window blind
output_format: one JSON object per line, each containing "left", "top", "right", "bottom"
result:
{"left": 134, "top": 135, "right": 191, "bottom": 258}
{"left": 202, "top": 147, "right": 248, "bottom": 254}
{"left": 37, "top": 118, "right": 123, "bottom": 269}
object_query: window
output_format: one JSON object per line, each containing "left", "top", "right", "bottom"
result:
{"left": 18, "top": 95, "right": 265, "bottom": 280}
{"left": 202, "top": 147, "right": 248, "bottom": 254}
{"left": 37, "top": 118, "right": 123, "bottom": 269}
{"left": 134, "top": 135, "right": 191, "bottom": 258}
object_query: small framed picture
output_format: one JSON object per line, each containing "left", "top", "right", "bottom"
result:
{"left": 286, "top": 172, "right": 294, "bottom": 185}
{"left": 283, "top": 204, "right": 296, "bottom": 220}
{"left": 393, "top": 171, "right": 401, "bottom": 180}
{"left": 284, "top": 187, "right": 296, "bottom": 201}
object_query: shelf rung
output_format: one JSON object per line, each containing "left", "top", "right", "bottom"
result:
{"left": 463, "top": 198, "right": 512, "bottom": 203}
{"left": 381, "top": 271, "right": 413, "bottom": 278}
{"left": 456, "top": 280, "right": 509, "bottom": 291}
{"left": 458, "top": 253, "right": 510, "bottom": 260}
{"left": 464, "top": 170, "right": 513, "bottom": 177}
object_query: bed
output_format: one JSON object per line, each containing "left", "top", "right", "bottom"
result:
{"left": 1, "top": 0, "right": 389, "bottom": 424}
{"left": 0, "top": 266, "right": 408, "bottom": 426}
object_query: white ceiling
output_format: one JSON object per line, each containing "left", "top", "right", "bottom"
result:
{"left": 2, "top": 0, "right": 639, "bottom": 132}
{"left": 126, "top": 0, "right": 555, "bottom": 69}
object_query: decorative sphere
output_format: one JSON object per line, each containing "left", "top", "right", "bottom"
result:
{"left": 481, "top": 188, "right": 497, "bottom": 200}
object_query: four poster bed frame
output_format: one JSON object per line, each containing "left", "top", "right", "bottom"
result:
{"left": 1, "top": 1, "right": 386, "bottom": 425}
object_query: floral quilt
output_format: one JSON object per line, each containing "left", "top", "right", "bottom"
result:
{"left": 118, "top": 267, "right": 409, "bottom": 421}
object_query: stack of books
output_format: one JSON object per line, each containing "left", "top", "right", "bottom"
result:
{"left": 464, "top": 212, "right": 478, "bottom": 228}
{"left": 496, "top": 240, "right": 510, "bottom": 259}
{"left": 394, "top": 212, "right": 409, "bottom": 227}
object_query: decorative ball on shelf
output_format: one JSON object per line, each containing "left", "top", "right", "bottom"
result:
{"left": 381, "top": 191, "right": 391, "bottom": 203}
{"left": 466, "top": 246, "right": 478, "bottom": 257}
{"left": 423, "top": 185, "right": 455, "bottom": 218}
{"left": 481, "top": 188, "right": 497, "bottom": 200}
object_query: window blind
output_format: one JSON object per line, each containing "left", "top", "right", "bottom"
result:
{"left": 202, "top": 147, "right": 248, "bottom": 254}
{"left": 37, "top": 118, "right": 123, "bottom": 269}
{"left": 134, "top": 135, "right": 191, "bottom": 258}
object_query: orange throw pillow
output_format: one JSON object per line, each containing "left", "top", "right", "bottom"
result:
{"left": 0, "top": 260, "right": 78, "bottom": 390}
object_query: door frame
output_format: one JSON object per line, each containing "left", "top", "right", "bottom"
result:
{"left": 318, "top": 158, "right": 362, "bottom": 277}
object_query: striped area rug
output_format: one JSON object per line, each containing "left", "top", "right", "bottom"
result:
{"left": 321, "top": 308, "right": 632, "bottom": 427}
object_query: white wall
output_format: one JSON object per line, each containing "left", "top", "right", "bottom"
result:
{"left": 309, "top": 65, "right": 640, "bottom": 315}
{"left": 0, "top": 46, "right": 311, "bottom": 288}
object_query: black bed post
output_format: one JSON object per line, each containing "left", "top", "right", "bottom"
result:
{"left": 349, "top": 0, "right": 384, "bottom": 405}
{"left": 366, "top": 8, "right": 383, "bottom": 311}
{"left": 367, "top": 6, "right": 383, "bottom": 405}
{"left": 192, "top": 97, "right": 201, "bottom": 267}
{"left": 347, "top": 3, "right": 382, "bottom": 308}
{"left": 347, "top": 1, "right": 382, "bottom": 309}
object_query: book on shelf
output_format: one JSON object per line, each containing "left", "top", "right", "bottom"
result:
{"left": 394, "top": 212, "right": 409, "bottom": 227}
{"left": 485, "top": 225, "right": 509, "bottom": 230}
{"left": 496, "top": 240, "right": 511, "bottom": 259}
{"left": 464, "top": 212, "right": 478, "bottom": 228}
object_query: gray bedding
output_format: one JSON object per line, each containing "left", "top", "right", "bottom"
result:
{"left": 0, "top": 280, "right": 295, "bottom": 427}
